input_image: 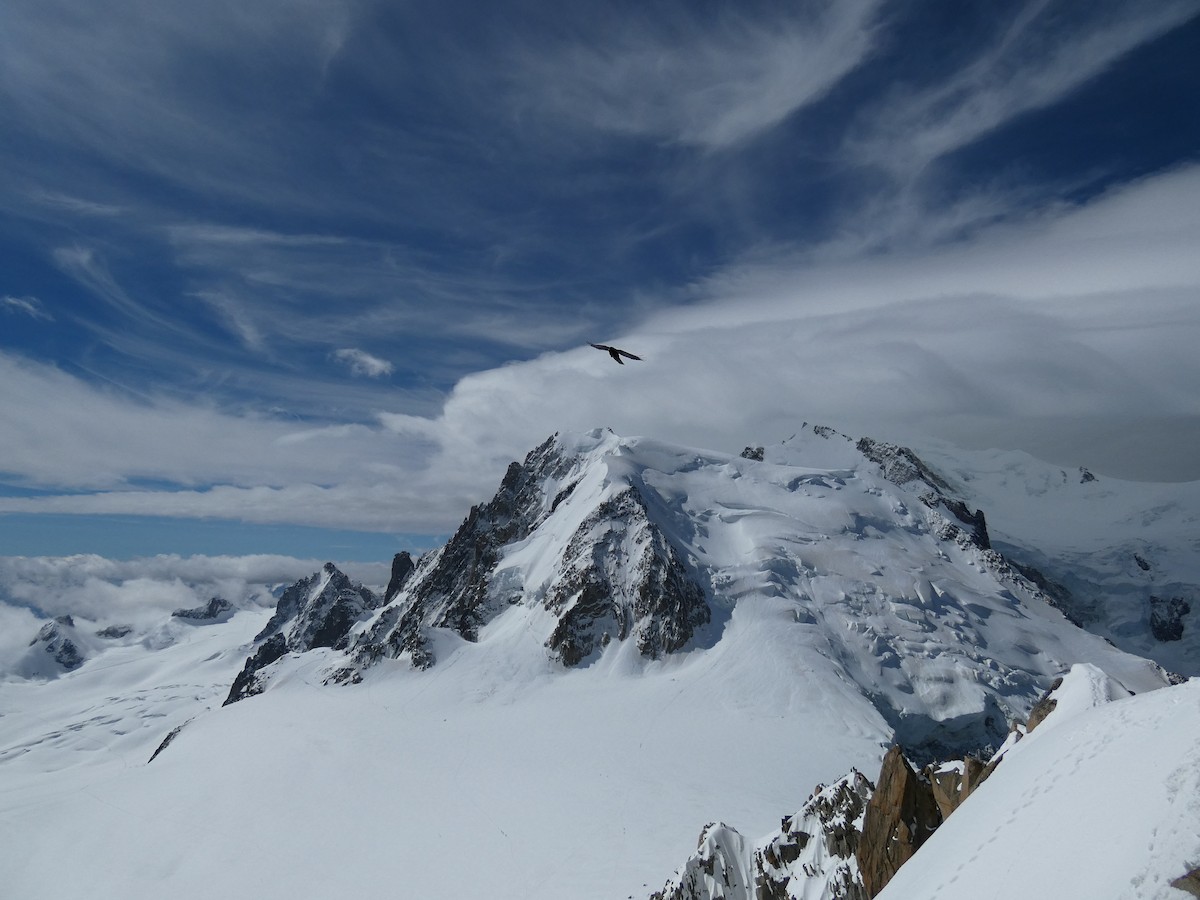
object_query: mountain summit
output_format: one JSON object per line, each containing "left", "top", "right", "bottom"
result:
{"left": 234, "top": 425, "right": 1169, "bottom": 759}
{"left": 1, "top": 425, "right": 1193, "bottom": 900}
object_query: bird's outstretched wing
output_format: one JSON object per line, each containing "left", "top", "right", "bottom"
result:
{"left": 590, "top": 343, "right": 642, "bottom": 364}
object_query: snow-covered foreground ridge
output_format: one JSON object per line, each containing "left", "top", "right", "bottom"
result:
{"left": 1, "top": 425, "right": 1196, "bottom": 900}
{"left": 651, "top": 665, "right": 1200, "bottom": 900}
{"left": 875, "top": 664, "right": 1200, "bottom": 900}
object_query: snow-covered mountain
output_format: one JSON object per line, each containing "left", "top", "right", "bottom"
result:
{"left": 225, "top": 561, "right": 381, "bottom": 704}
{"left": 293, "top": 426, "right": 1170, "bottom": 758}
{"left": 910, "top": 440, "right": 1200, "bottom": 677}
{"left": 1, "top": 425, "right": 1195, "bottom": 900}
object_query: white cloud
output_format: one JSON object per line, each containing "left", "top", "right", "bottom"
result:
{"left": 158, "top": 221, "right": 603, "bottom": 376}
{"left": 195, "top": 289, "right": 266, "bottom": 351}
{"left": 166, "top": 224, "right": 349, "bottom": 248}
{"left": 849, "top": 1, "right": 1199, "bottom": 180}
{"left": 0, "top": 553, "right": 392, "bottom": 673}
{"left": 1, "top": 295, "right": 52, "bottom": 321}
{"left": 0, "top": 353, "right": 426, "bottom": 492}
{"left": 0, "top": 166, "right": 1198, "bottom": 538}
{"left": 506, "top": 0, "right": 881, "bottom": 149}
{"left": 386, "top": 164, "right": 1200, "bottom": 488}
{"left": 0, "top": 602, "right": 41, "bottom": 674}
{"left": 52, "top": 244, "right": 179, "bottom": 335}
{"left": 0, "top": 0, "right": 358, "bottom": 205}
{"left": 26, "top": 188, "right": 125, "bottom": 218}
{"left": 333, "top": 348, "right": 394, "bottom": 378}
{"left": 0, "top": 483, "right": 458, "bottom": 534}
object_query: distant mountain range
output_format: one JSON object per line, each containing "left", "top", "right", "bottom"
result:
{"left": 2, "top": 425, "right": 1196, "bottom": 899}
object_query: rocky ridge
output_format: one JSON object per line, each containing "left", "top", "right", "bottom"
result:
{"left": 650, "top": 751, "right": 952, "bottom": 900}
{"left": 341, "top": 430, "right": 711, "bottom": 675}
{"left": 856, "top": 747, "right": 943, "bottom": 897}
{"left": 346, "top": 435, "right": 583, "bottom": 670}
{"left": 225, "top": 563, "right": 381, "bottom": 704}
{"left": 223, "top": 427, "right": 1173, "bottom": 757}
{"left": 650, "top": 823, "right": 754, "bottom": 900}
{"left": 754, "top": 772, "right": 873, "bottom": 900}
{"left": 647, "top": 664, "right": 1152, "bottom": 900}
{"left": 27, "top": 615, "right": 85, "bottom": 673}
{"left": 172, "top": 597, "right": 234, "bottom": 622}
{"left": 906, "top": 441, "right": 1200, "bottom": 677}
{"left": 542, "top": 486, "right": 709, "bottom": 666}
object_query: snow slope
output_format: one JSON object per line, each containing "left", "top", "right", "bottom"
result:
{"left": 339, "top": 427, "right": 1169, "bottom": 757}
{"left": 0, "top": 426, "right": 1192, "bottom": 899}
{"left": 0, "top": 612, "right": 891, "bottom": 900}
{"left": 875, "top": 665, "right": 1200, "bottom": 900}
{"left": 0, "top": 609, "right": 267, "bottom": 771}
{"left": 914, "top": 440, "right": 1200, "bottom": 675}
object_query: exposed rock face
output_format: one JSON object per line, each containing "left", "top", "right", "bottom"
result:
{"left": 544, "top": 488, "right": 709, "bottom": 667}
{"left": 755, "top": 772, "right": 873, "bottom": 900}
{"left": 1150, "top": 595, "right": 1191, "bottom": 642}
{"left": 853, "top": 435, "right": 994, "bottom": 551}
{"left": 147, "top": 719, "right": 191, "bottom": 763}
{"left": 856, "top": 746, "right": 942, "bottom": 898}
{"left": 172, "top": 597, "right": 233, "bottom": 622}
{"left": 924, "top": 756, "right": 988, "bottom": 821}
{"left": 1173, "top": 866, "right": 1200, "bottom": 897}
{"left": 856, "top": 437, "right": 952, "bottom": 493}
{"left": 29, "top": 616, "right": 85, "bottom": 672}
{"left": 256, "top": 563, "right": 380, "bottom": 652}
{"left": 225, "top": 563, "right": 380, "bottom": 703}
{"left": 96, "top": 624, "right": 133, "bottom": 639}
{"left": 649, "top": 773, "right": 875, "bottom": 900}
{"left": 405, "top": 436, "right": 575, "bottom": 640}
{"left": 1007, "top": 559, "right": 1077, "bottom": 623}
{"left": 649, "top": 746, "right": 1013, "bottom": 900}
{"left": 384, "top": 551, "right": 416, "bottom": 603}
{"left": 927, "top": 496, "right": 991, "bottom": 550}
{"left": 350, "top": 433, "right": 710, "bottom": 673}
{"left": 353, "top": 436, "right": 578, "bottom": 669}
{"left": 740, "top": 446, "right": 765, "bottom": 461}
{"left": 224, "top": 634, "right": 289, "bottom": 705}
{"left": 1025, "top": 676, "right": 1064, "bottom": 733}
{"left": 650, "top": 822, "right": 752, "bottom": 900}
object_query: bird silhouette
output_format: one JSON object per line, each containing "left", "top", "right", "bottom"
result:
{"left": 590, "top": 343, "right": 642, "bottom": 365}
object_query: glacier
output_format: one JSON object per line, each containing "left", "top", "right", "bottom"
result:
{"left": 0, "top": 425, "right": 1195, "bottom": 900}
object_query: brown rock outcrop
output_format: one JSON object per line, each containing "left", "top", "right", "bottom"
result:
{"left": 1173, "top": 865, "right": 1200, "bottom": 898}
{"left": 925, "top": 755, "right": 989, "bottom": 821}
{"left": 1025, "top": 676, "right": 1064, "bottom": 733}
{"left": 856, "top": 746, "right": 942, "bottom": 897}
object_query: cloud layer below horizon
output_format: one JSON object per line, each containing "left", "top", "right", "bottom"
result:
{"left": 0, "top": 553, "right": 391, "bottom": 675}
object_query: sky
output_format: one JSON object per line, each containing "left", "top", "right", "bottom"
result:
{"left": 1, "top": 0, "right": 1199, "bottom": 563}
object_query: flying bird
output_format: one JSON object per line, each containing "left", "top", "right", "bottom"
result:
{"left": 590, "top": 343, "right": 642, "bottom": 365}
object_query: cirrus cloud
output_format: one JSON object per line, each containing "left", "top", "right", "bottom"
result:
{"left": 2, "top": 163, "right": 1195, "bottom": 542}
{"left": 1, "top": 295, "right": 53, "bottom": 321}
{"left": 506, "top": 0, "right": 882, "bottom": 149}
{"left": 333, "top": 348, "right": 394, "bottom": 379}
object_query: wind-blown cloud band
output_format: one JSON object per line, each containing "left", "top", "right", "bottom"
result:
{"left": 1, "top": 166, "right": 1198, "bottom": 534}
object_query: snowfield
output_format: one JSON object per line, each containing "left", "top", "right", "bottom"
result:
{"left": 0, "top": 603, "right": 891, "bottom": 900}
{"left": 915, "top": 441, "right": 1200, "bottom": 676}
{"left": 877, "top": 665, "right": 1200, "bottom": 900}
{"left": 1, "top": 426, "right": 1195, "bottom": 899}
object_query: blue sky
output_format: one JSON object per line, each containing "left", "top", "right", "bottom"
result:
{"left": 1, "top": 0, "right": 1199, "bottom": 561}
